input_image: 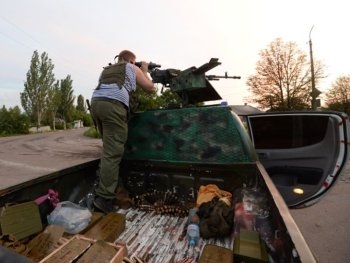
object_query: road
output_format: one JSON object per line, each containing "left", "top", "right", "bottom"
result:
{"left": 290, "top": 165, "right": 350, "bottom": 263}
{"left": 0, "top": 128, "right": 102, "bottom": 188}
{"left": 0, "top": 128, "right": 349, "bottom": 262}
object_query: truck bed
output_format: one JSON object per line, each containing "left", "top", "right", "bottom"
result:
{"left": 116, "top": 209, "right": 233, "bottom": 263}
{"left": 0, "top": 158, "right": 316, "bottom": 262}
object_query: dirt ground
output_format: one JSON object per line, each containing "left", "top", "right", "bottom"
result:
{"left": 0, "top": 128, "right": 349, "bottom": 263}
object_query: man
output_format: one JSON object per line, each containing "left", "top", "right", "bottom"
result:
{"left": 91, "top": 50, "right": 155, "bottom": 213}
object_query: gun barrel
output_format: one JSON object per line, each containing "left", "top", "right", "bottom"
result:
{"left": 206, "top": 74, "right": 241, "bottom": 80}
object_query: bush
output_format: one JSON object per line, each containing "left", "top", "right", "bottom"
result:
{"left": 84, "top": 127, "right": 100, "bottom": 138}
{"left": 0, "top": 106, "right": 30, "bottom": 136}
{"left": 82, "top": 113, "right": 93, "bottom": 127}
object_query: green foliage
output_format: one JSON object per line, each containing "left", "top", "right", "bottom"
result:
{"left": 76, "top": 94, "right": 86, "bottom": 112}
{"left": 84, "top": 127, "right": 100, "bottom": 138}
{"left": 0, "top": 106, "right": 30, "bottom": 136}
{"left": 136, "top": 87, "right": 182, "bottom": 111}
{"left": 55, "top": 121, "right": 72, "bottom": 130}
{"left": 20, "top": 51, "right": 77, "bottom": 131}
{"left": 46, "top": 80, "right": 62, "bottom": 130}
{"left": 71, "top": 106, "right": 94, "bottom": 127}
{"left": 72, "top": 94, "right": 93, "bottom": 127}
{"left": 131, "top": 86, "right": 158, "bottom": 111}
{"left": 157, "top": 89, "right": 182, "bottom": 108}
{"left": 82, "top": 113, "right": 94, "bottom": 127}
{"left": 21, "top": 50, "right": 55, "bottom": 126}
{"left": 57, "top": 75, "right": 75, "bottom": 129}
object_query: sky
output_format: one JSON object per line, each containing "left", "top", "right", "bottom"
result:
{"left": 1, "top": 0, "right": 349, "bottom": 109}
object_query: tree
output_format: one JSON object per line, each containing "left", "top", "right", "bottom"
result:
{"left": 157, "top": 89, "right": 182, "bottom": 108}
{"left": 46, "top": 80, "right": 61, "bottom": 130}
{"left": 0, "top": 106, "right": 30, "bottom": 135}
{"left": 57, "top": 75, "right": 75, "bottom": 129}
{"left": 325, "top": 75, "right": 350, "bottom": 114}
{"left": 73, "top": 94, "right": 93, "bottom": 127}
{"left": 76, "top": 94, "right": 86, "bottom": 112}
{"left": 135, "top": 86, "right": 183, "bottom": 111}
{"left": 246, "top": 38, "right": 325, "bottom": 111}
{"left": 21, "top": 50, "right": 55, "bottom": 127}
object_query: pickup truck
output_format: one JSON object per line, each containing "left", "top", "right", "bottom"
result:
{"left": 0, "top": 59, "right": 349, "bottom": 263}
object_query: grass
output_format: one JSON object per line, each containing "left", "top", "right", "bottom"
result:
{"left": 83, "top": 127, "right": 100, "bottom": 138}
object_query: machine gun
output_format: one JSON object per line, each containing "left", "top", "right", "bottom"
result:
{"left": 149, "top": 58, "right": 240, "bottom": 106}
{"left": 135, "top": 61, "right": 161, "bottom": 70}
{"left": 206, "top": 72, "right": 241, "bottom": 81}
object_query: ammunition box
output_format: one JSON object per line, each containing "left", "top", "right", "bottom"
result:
{"left": 83, "top": 213, "right": 126, "bottom": 242}
{"left": 26, "top": 224, "right": 65, "bottom": 262}
{"left": 198, "top": 244, "right": 233, "bottom": 263}
{"left": 79, "top": 211, "right": 104, "bottom": 234}
{"left": 0, "top": 201, "right": 42, "bottom": 240}
{"left": 39, "top": 235, "right": 127, "bottom": 263}
{"left": 233, "top": 229, "right": 269, "bottom": 263}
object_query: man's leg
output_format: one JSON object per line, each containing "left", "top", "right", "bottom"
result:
{"left": 91, "top": 100, "right": 128, "bottom": 212}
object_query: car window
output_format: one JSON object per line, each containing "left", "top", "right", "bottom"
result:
{"left": 250, "top": 115, "right": 328, "bottom": 149}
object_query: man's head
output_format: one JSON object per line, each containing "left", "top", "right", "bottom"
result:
{"left": 116, "top": 50, "right": 136, "bottom": 64}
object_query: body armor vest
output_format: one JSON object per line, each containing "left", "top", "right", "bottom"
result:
{"left": 96, "top": 62, "right": 139, "bottom": 114}
{"left": 97, "top": 62, "right": 126, "bottom": 88}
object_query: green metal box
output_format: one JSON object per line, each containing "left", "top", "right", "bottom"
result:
{"left": 0, "top": 201, "right": 42, "bottom": 240}
{"left": 233, "top": 229, "right": 269, "bottom": 263}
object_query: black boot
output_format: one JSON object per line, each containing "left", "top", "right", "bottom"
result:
{"left": 93, "top": 196, "right": 118, "bottom": 214}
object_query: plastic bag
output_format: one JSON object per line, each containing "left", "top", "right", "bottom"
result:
{"left": 47, "top": 201, "right": 92, "bottom": 234}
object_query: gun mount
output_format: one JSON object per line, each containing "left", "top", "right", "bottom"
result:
{"left": 149, "top": 58, "right": 240, "bottom": 106}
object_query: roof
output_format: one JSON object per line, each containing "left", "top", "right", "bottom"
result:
{"left": 229, "top": 104, "right": 262, "bottom": 116}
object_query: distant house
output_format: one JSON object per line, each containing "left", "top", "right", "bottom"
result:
{"left": 72, "top": 120, "right": 84, "bottom": 129}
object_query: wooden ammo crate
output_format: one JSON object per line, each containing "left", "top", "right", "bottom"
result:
{"left": 39, "top": 235, "right": 127, "bottom": 263}
{"left": 82, "top": 213, "right": 126, "bottom": 242}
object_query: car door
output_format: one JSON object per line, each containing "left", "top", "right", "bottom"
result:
{"left": 246, "top": 111, "right": 350, "bottom": 208}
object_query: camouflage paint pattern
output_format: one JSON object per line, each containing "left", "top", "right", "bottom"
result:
{"left": 124, "top": 105, "right": 256, "bottom": 164}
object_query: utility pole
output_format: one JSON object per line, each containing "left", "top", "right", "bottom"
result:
{"left": 309, "top": 25, "right": 319, "bottom": 110}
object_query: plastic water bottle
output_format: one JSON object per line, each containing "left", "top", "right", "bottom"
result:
{"left": 186, "top": 208, "right": 200, "bottom": 246}
{"left": 187, "top": 223, "right": 200, "bottom": 246}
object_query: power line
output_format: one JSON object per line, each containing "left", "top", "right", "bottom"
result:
{"left": 0, "top": 15, "right": 96, "bottom": 86}
{"left": 0, "top": 15, "right": 42, "bottom": 47}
